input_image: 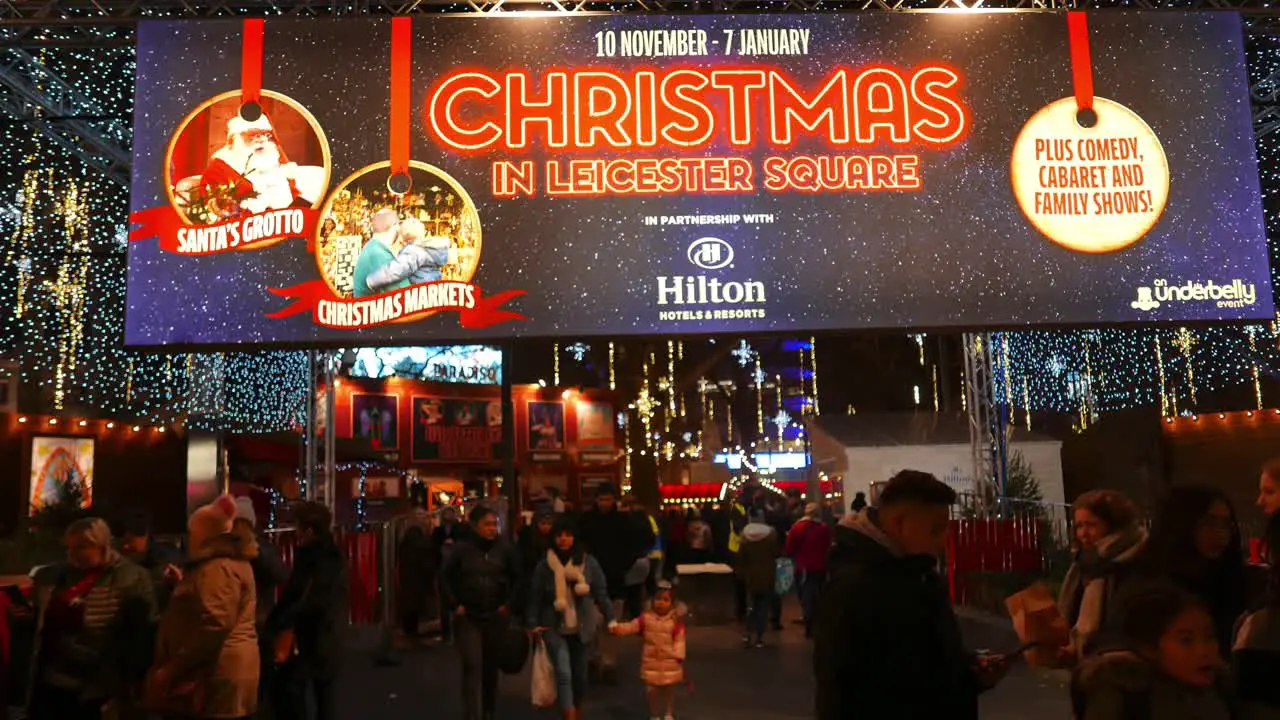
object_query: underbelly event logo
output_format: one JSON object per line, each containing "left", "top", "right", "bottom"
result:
{"left": 1131, "top": 278, "right": 1258, "bottom": 312}
{"left": 657, "top": 238, "right": 767, "bottom": 321}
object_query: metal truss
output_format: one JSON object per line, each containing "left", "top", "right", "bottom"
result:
{"left": 0, "top": 47, "right": 129, "bottom": 184}
{"left": 963, "top": 332, "right": 1008, "bottom": 505}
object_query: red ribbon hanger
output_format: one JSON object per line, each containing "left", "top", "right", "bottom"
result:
{"left": 1067, "top": 12, "right": 1095, "bottom": 126}
{"left": 389, "top": 16, "right": 413, "bottom": 189}
{"left": 241, "top": 19, "right": 265, "bottom": 114}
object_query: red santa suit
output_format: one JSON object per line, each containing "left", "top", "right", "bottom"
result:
{"left": 197, "top": 114, "right": 309, "bottom": 219}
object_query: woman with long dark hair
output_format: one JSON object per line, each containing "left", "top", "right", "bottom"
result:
{"left": 527, "top": 517, "right": 612, "bottom": 720}
{"left": 1147, "top": 485, "right": 1251, "bottom": 657}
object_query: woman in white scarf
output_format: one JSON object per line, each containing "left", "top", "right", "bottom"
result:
{"left": 527, "top": 517, "right": 613, "bottom": 720}
{"left": 1058, "top": 489, "right": 1149, "bottom": 663}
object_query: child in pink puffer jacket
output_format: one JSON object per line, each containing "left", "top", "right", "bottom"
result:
{"left": 610, "top": 581, "right": 686, "bottom": 720}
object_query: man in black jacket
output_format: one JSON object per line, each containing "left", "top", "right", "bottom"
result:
{"left": 268, "top": 502, "right": 348, "bottom": 720}
{"left": 441, "top": 505, "right": 520, "bottom": 720}
{"left": 813, "top": 471, "right": 1009, "bottom": 720}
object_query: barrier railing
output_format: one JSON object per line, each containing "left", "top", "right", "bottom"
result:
{"left": 269, "top": 526, "right": 383, "bottom": 625}
{"left": 946, "top": 495, "right": 1074, "bottom": 609}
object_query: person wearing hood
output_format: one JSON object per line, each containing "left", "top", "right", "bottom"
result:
{"left": 1074, "top": 585, "right": 1233, "bottom": 720}
{"left": 813, "top": 470, "right": 1007, "bottom": 720}
{"left": 1059, "top": 489, "right": 1150, "bottom": 663}
{"left": 735, "top": 510, "right": 780, "bottom": 649}
{"left": 146, "top": 496, "right": 259, "bottom": 720}
{"left": 527, "top": 516, "right": 613, "bottom": 720}
{"left": 26, "top": 518, "right": 155, "bottom": 720}
{"left": 267, "top": 502, "right": 348, "bottom": 720}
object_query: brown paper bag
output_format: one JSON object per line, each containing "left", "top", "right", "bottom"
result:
{"left": 1005, "top": 583, "right": 1070, "bottom": 667}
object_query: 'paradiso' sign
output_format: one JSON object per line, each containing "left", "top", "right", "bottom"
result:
{"left": 125, "top": 12, "right": 1272, "bottom": 348}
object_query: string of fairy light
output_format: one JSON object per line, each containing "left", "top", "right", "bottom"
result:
{"left": 0, "top": 46, "right": 309, "bottom": 433}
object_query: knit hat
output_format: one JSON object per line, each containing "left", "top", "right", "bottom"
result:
{"left": 189, "top": 495, "right": 238, "bottom": 551}
{"left": 234, "top": 496, "right": 257, "bottom": 529}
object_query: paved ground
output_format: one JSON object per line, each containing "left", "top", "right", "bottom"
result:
{"left": 337, "top": 604, "right": 1071, "bottom": 719}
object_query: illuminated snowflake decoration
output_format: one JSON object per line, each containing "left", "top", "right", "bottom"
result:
{"left": 634, "top": 388, "right": 659, "bottom": 422}
{"left": 731, "top": 339, "right": 757, "bottom": 367}
{"left": 565, "top": 342, "right": 591, "bottom": 362}
{"left": 753, "top": 367, "right": 766, "bottom": 385}
{"left": 682, "top": 432, "right": 693, "bottom": 442}
{"left": 773, "top": 410, "right": 793, "bottom": 428}
{"left": 616, "top": 412, "right": 628, "bottom": 429}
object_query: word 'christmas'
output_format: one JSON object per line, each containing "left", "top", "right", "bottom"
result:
{"left": 428, "top": 66, "right": 968, "bottom": 152}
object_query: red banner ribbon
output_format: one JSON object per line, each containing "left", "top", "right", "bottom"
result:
{"left": 129, "top": 206, "right": 319, "bottom": 256}
{"left": 242, "top": 19, "right": 265, "bottom": 107}
{"left": 1067, "top": 12, "right": 1094, "bottom": 113}
{"left": 389, "top": 17, "right": 412, "bottom": 176}
{"left": 266, "top": 280, "right": 526, "bottom": 330}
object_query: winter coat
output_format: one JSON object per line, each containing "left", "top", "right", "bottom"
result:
{"left": 397, "top": 525, "right": 436, "bottom": 615}
{"left": 28, "top": 557, "right": 155, "bottom": 705}
{"left": 1059, "top": 528, "right": 1151, "bottom": 659}
{"left": 148, "top": 528, "right": 259, "bottom": 720}
{"left": 266, "top": 534, "right": 347, "bottom": 678}
{"left": 441, "top": 535, "right": 520, "bottom": 621}
{"left": 785, "top": 517, "right": 832, "bottom": 575}
{"left": 734, "top": 523, "right": 779, "bottom": 595}
{"left": 613, "top": 604, "right": 687, "bottom": 687}
{"left": 813, "top": 510, "right": 981, "bottom": 720}
{"left": 525, "top": 553, "right": 612, "bottom": 645}
{"left": 578, "top": 507, "right": 653, "bottom": 599}
{"left": 1073, "top": 651, "right": 1234, "bottom": 720}
{"left": 1233, "top": 605, "right": 1280, "bottom": 719}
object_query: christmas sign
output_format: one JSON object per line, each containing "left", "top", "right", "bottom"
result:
{"left": 125, "top": 12, "right": 1272, "bottom": 347}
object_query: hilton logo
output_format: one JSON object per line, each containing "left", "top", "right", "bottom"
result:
{"left": 658, "top": 238, "right": 765, "bottom": 306}
{"left": 687, "top": 237, "right": 734, "bottom": 270}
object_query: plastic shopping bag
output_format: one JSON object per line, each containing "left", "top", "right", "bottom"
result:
{"left": 775, "top": 557, "right": 795, "bottom": 596}
{"left": 531, "top": 637, "right": 557, "bottom": 709}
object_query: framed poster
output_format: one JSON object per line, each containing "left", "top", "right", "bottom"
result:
{"left": 30, "top": 436, "right": 95, "bottom": 514}
{"left": 575, "top": 401, "right": 614, "bottom": 448}
{"left": 527, "top": 401, "right": 565, "bottom": 453}
{"left": 355, "top": 475, "right": 402, "bottom": 506}
{"left": 351, "top": 393, "right": 399, "bottom": 451}
{"left": 412, "top": 396, "right": 502, "bottom": 462}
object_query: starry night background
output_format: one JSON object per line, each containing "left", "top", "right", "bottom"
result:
{"left": 126, "top": 12, "right": 1270, "bottom": 348}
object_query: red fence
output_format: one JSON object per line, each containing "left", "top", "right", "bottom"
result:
{"left": 271, "top": 529, "right": 381, "bottom": 625}
{"left": 946, "top": 517, "right": 1049, "bottom": 605}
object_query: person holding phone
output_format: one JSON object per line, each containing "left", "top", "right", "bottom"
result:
{"left": 813, "top": 471, "right": 1010, "bottom": 720}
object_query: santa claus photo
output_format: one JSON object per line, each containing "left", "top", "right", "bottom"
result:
{"left": 167, "top": 94, "right": 328, "bottom": 224}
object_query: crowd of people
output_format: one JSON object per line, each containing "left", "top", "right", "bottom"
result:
{"left": 16, "top": 462, "right": 1280, "bottom": 720}
{"left": 9, "top": 496, "right": 347, "bottom": 720}
{"left": 811, "top": 461, "right": 1280, "bottom": 720}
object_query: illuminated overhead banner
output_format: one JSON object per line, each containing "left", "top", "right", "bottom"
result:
{"left": 125, "top": 12, "right": 1272, "bottom": 347}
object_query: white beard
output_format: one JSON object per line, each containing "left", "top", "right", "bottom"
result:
{"left": 215, "top": 142, "right": 295, "bottom": 214}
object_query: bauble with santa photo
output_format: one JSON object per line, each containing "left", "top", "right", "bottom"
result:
{"left": 164, "top": 90, "right": 331, "bottom": 235}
